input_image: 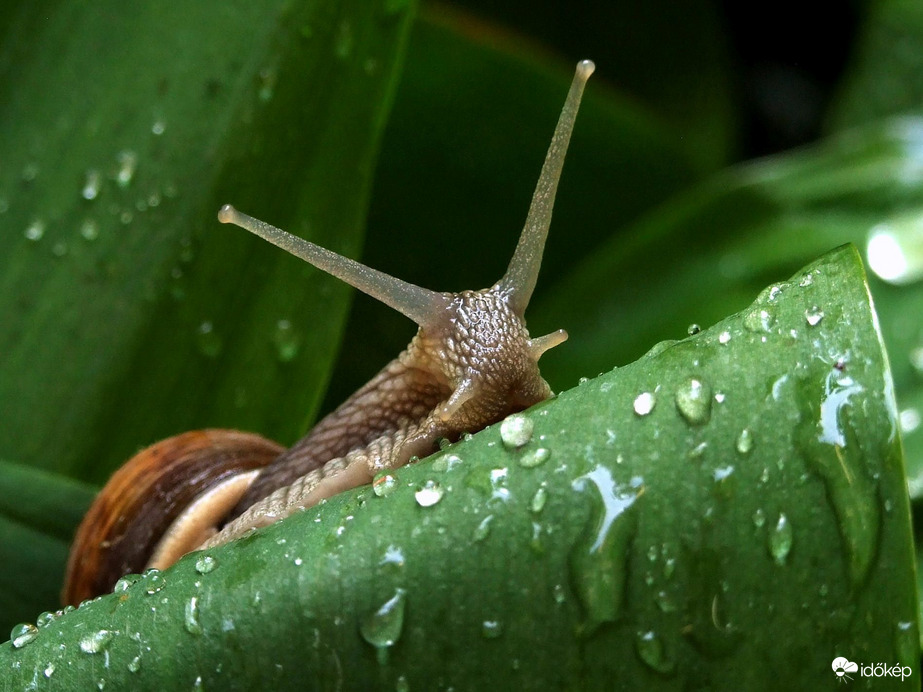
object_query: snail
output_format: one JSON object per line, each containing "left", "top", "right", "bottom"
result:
{"left": 63, "top": 59, "right": 595, "bottom": 606}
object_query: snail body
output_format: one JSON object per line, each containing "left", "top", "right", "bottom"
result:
{"left": 63, "top": 60, "right": 595, "bottom": 606}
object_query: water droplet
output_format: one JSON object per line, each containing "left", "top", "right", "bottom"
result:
{"left": 184, "top": 596, "right": 203, "bottom": 635}
{"left": 127, "top": 655, "right": 142, "bottom": 673}
{"left": 116, "top": 150, "right": 137, "bottom": 187}
{"left": 900, "top": 408, "right": 920, "bottom": 434}
{"left": 635, "top": 630, "right": 674, "bottom": 674}
{"left": 894, "top": 620, "right": 918, "bottom": 671}
{"left": 519, "top": 447, "right": 550, "bottom": 468}
{"left": 431, "top": 453, "right": 462, "bottom": 473}
{"left": 804, "top": 306, "right": 824, "bottom": 326}
{"left": 373, "top": 472, "right": 398, "bottom": 497}
{"left": 530, "top": 486, "right": 548, "bottom": 514}
{"left": 797, "top": 369, "right": 878, "bottom": 586}
{"left": 378, "top": 545, "right": 405, "bottom": 575}
{"left": 151, "top": 119, "right": 166, "bottom": 135}
{"left": 414, "top": 480, "right": 444, "bottom": 507}
{"left": 334, "top": 20, "right": 353, "bottom": 59}
{"left": 752, "top": 508, "right": 766, "bottom": 528}
{"left": 82, "top": 169, "right": 102, "bottom": 200}
{"left": 196, "top": 321, "right": 223, "bottom": 358}
{"left": 195, "top": 555, "right": 217, "bottom": 574}
{"left": 718, "top": 331, "right": 731, "bottom": 344}
{"left": 866, "top": 219, "right": 923, "bottom": 285}
{"left": 80, "top": 219, "right": 99, "bottom": 241}
{"left": 799, "top": 273, "right": 814, "bottom": 287}
{"left": 675, "top": 377, "right": 712, "bottom": 425}
{"left": 144, "top": 571, "right": 166, "bottom": 594}
{"left": 24, "top": 219, "right": 45, "bottom": 241}
{"left": 114, "top": 573, "right": 143, "bottom": 592}
{"left": 552, "top": 584, "right": 567, "bottom": 604}
{"left": 10, "top": 623, "right": 38, "bottom": 648}
{"left": 44, "top": 662, "right": 55, "bottom": 678}
{"left": 258, "top": 66, "right": 278, "bottom": 102}
{"left": 735, "top": 428, "right": 754, "bottom": 455}
{"left": 633, "top": 392, "right": 656, "bottom": 416}
{"left": 768, "top": 513, "right": 793, "bottom": 565}
{"left": 687, "top": 323, "right": 701, "bottom": 336}
{"left": 360, "top": 588, "right": 406, "bottom": 653}
{"left": 35, "top": 611, "right": 57, "bottom": 628}
{"left": 500, "top": 414, "right": 533, "bottom": 448}
{"left": 52, "top": 240, "right": 68, "bottom": 257}
{"left": 744, "top": 307, "right": 775, "bottom": 333}
{"left": 569, "top": 466, "right": 641, "bottom": 635}
{"left": 473, "top": 514, "right": 493, "bottom": 542}
{"left": 688, "top": 441, "right": 707, "bottom": 461}
{"left": 272, "top": 319, "right": 301, "bottom": 362}
{"left": 395, "top": 676, "right": 409, "bottom": 692}
{"left": 481, "top": 620, "right": 503, "bottom": 639}
{"left": 654, "top": 590, "right": 676, "bottom": 613}
{"left": 80, "top": 629, "right": 114, "bottom": 654}
{"left": 910, "top": 346, "right": 923, "bottom": 375}
{"left": 712, "top": 465, "right": 734, "bottom": 482}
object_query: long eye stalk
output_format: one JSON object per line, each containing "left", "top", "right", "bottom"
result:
{"left": 217, "top": 205, "right": 449, "bottom": 328}
{"left": 497, "top": 59, "right": 594, "bottom": 316}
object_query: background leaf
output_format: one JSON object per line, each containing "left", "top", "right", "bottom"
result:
{"left": 0, "top": 0, "right": 415, "bottom": 483}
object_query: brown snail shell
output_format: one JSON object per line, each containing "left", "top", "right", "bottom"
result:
{"left": 62, "top": 429, "right": 283, "bottom": 606}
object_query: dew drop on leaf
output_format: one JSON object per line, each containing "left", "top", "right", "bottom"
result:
{"left": 500, "top": 414, "right": 533, "bottom": 448}
{"left": 10, "top": 623, "right": 38, "bottom": 649}
{"left": 675, "top": 377, "right": 712, "bottom": 425}
{"left": 768, "top": 513, "right": 793, "bottom": 565}
{"left": 633, "top": 392, "right": 656, "bottom": 416}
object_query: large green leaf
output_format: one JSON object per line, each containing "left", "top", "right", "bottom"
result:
{"left": 1, "top": 246, "right": 916, "bottom": 689}
{"left": 0, "top": 0, "right": 415, "bottom": 484}
{"left": 528, "top": 119, "right": 923, "bottom": 497}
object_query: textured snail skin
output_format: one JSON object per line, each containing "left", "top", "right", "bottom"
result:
{"left": 63, "top": 60, "right": 594, "bottom": 604}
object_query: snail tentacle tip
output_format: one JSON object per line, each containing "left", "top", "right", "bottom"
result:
{"left": 576, "top": 59, "right": 595, "bottom": 81}
{"left": 217, "top": 204, "right": 237, "bottom": 224}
